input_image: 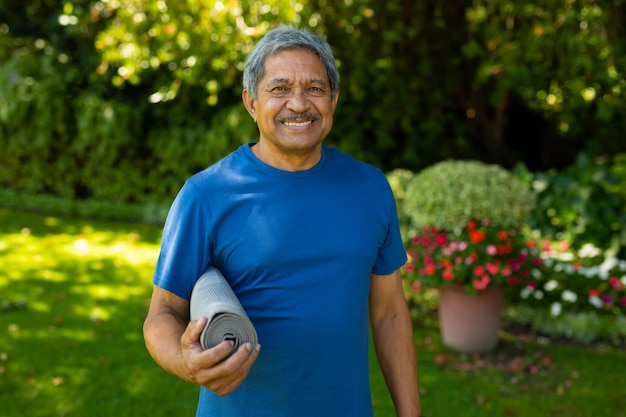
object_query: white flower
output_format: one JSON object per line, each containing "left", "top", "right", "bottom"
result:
{"left": 588, "top": 296, "right": 603, "bottom": 308}
{"left": 561, "top": 290, "right": 578, "bottom": 303}
{"left": 598, "top": 257, "right": 618, "bottom": 279}
{"left": 520, "top": 286, "right": 534, "bottom": 299}
{"left": 580, "top": 266, "right": 597, "bottom": 278}
{"left": 578, "top": 243, "right": 601, "bottom": 258}
{"left": 557, "top": 252, "right": 574, "bottom": 262}
{"left": 534, "top": 290, "right": 544, "bottom": 300}
{"left": 563, "top": 264, "right": 577, "bottom": 275}
{"left": 550, "top": 302, "right": 562, "bottom": 317}
{"left": 544, "top": 280, "right": 558, "bottom": 291}
{"left": 621, "top": 275, "right": 626, "bottom": 286}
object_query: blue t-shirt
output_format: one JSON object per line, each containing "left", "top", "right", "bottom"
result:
{"left": 153, "top": 143, "right": 407, "bottom": 417}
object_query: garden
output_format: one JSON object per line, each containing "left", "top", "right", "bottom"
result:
{"left": 1, "top": 152, "right": 626, "bottom": 416}
{"left": 2, "top": 1, "right": 626, "bottom": 416}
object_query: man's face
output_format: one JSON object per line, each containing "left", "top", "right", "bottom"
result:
{"left": 243, "top": 49, "right": 339, "bottom": 158}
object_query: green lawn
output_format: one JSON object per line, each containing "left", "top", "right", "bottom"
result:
{"left": 1, "top": 207, "right": 625, "bottom": 417}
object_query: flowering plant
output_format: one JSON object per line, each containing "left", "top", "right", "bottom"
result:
{"left": 404, "top": 219, "right": 543, "bottom": 294}
{"left": 513, "top": 240, "right": 626, "bottom": 317}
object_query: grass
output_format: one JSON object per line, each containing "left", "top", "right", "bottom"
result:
{"left": 1, "top": 207, "right": 625, "bottom": 417}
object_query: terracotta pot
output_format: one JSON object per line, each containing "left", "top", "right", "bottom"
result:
{"left": 438, "top": 285, "right": 505, "bottom": 353}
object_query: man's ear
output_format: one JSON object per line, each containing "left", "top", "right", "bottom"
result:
{"left": 242, "top": 90, "right": 257, "bottom": 123}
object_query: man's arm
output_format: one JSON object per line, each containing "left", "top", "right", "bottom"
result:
{"left": 143, "top": 285, "right": 260, "bottom": 396}
{"left": 369, "top": 270, "right": 422, "bottom": 417}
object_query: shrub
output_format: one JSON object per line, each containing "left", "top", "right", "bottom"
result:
{"left": 399, "top": 160, "right": 538, "bottom": 293}
{"left": 404, "top": 160, "right": 536, "bottom": 232}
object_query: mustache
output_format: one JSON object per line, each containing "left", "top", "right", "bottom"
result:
{"left": 276, "top": 113, "right": 321, "bottom": 122}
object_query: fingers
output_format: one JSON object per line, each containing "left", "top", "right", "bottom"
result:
{"left": 179, "top": 318, "right": 261, "bottom": 395}
{"left": 205, "top": 342, "right": 261, "bottom": 396}
{"left": 181, "top": 316, "right": 207, "bottom": 351}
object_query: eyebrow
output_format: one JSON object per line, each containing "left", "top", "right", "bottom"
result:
{"left": 267, "top": 78, "right": 328, "bottom": 87}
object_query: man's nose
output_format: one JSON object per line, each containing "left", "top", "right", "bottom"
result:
{"left": 286, "top": 88, "right": 310, "bottom": 112}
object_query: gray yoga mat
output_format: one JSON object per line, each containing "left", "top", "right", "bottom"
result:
{"left": 189, "top": 266, "right": 258, "bottom": 355}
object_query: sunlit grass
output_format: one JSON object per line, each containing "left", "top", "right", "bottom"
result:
{"left": 0, "top": 208, "right": 198, "bottom": 417}
{"left": 1, "top": 207, "right": 625, "bottom": 417}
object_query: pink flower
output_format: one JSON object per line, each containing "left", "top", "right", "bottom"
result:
{"left": 473, "top": 276, "right": 491, "bottom": 290}
{"left": 485, "top": 262, "right": 499, "bottom": 275}
{"left": 486, "top": 244, "right": 497, "bottom": 255}
{"left": 609, "top": 277, "right": 621, "bottom": 290}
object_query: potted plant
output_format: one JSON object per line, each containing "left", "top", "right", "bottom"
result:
{"left": 402, "top": 160, "right": 541, "bottom": 352}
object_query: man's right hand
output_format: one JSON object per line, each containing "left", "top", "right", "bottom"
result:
{"left": 181, "top": 316, "right": 261, "bottom": 396}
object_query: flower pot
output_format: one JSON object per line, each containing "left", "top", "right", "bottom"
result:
{"left": 438, "top": 285, "right": 505, "bottom": 353}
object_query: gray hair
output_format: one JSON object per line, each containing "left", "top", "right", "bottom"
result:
{"left": 242, "top": 27, "right": 340, "bottom": 99}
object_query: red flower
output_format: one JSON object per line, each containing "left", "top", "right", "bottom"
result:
{"left": 609, "top": 277, "right": 621, "bottom": 290}
{"left": 402, "top": 220, "right": 542, "bottom": 293}
{"left": 473, "top": 276, "right": 491, "bottom": 290}
{"left": 424, "top": 264, "right": 436, "bottom": 276}
{"left": 469, "top": 230, "right": 485, "bottom": 244}
{"left": 507, "top": 277, "right": 519, "bottom": 285}
{"left": 589, "top": 289, "right": 601, "bottom": 297}
{"left": 435, "top": 233, "right": 448, "bottom": 246}
{"left": 485, "top": 262, "right": 499, "bottom": 275}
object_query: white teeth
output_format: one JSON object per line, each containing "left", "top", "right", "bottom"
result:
{"left": 283, "top": 121, "right": 312, "bottom": 126}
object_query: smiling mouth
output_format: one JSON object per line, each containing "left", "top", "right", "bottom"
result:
{"left": 277, "top": 113, "right": 321, "bottom": 126}
{"left": 283, "top": 120, "right": 313, "bottom": 127}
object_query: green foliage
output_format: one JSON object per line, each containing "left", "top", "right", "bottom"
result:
{"left": 505, "top": 305, "right": 626, "bottom": 345}
{"left": 94, "top": 0, "right": 309, "bottom": 101}
{"left": 404, "top": 160, "right": 535, "bottom": 232}
{"left": 2, "top": 0, "right": 626, "bottom": 207}
{"left": 464, "top": 0, "right": 626, "bottom": 155}
{"left": 0, "top": 187, "right": 167, "bottom": 224}
{"left": 514, "top": 153, "right": 626, "bottom": 255}
{"left": 0, "top": 39, "right": 78, "bottom": 196}
{"left": 385, "top": 168, "right": 415, "bottom": 241}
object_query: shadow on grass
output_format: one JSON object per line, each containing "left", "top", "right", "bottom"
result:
{"left": 0, "top": 208, "right": 198, "bottom": 417}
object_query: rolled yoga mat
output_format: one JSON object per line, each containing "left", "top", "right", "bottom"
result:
{"left": 190, "top": 266, "right": 258, "bottom": 355}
